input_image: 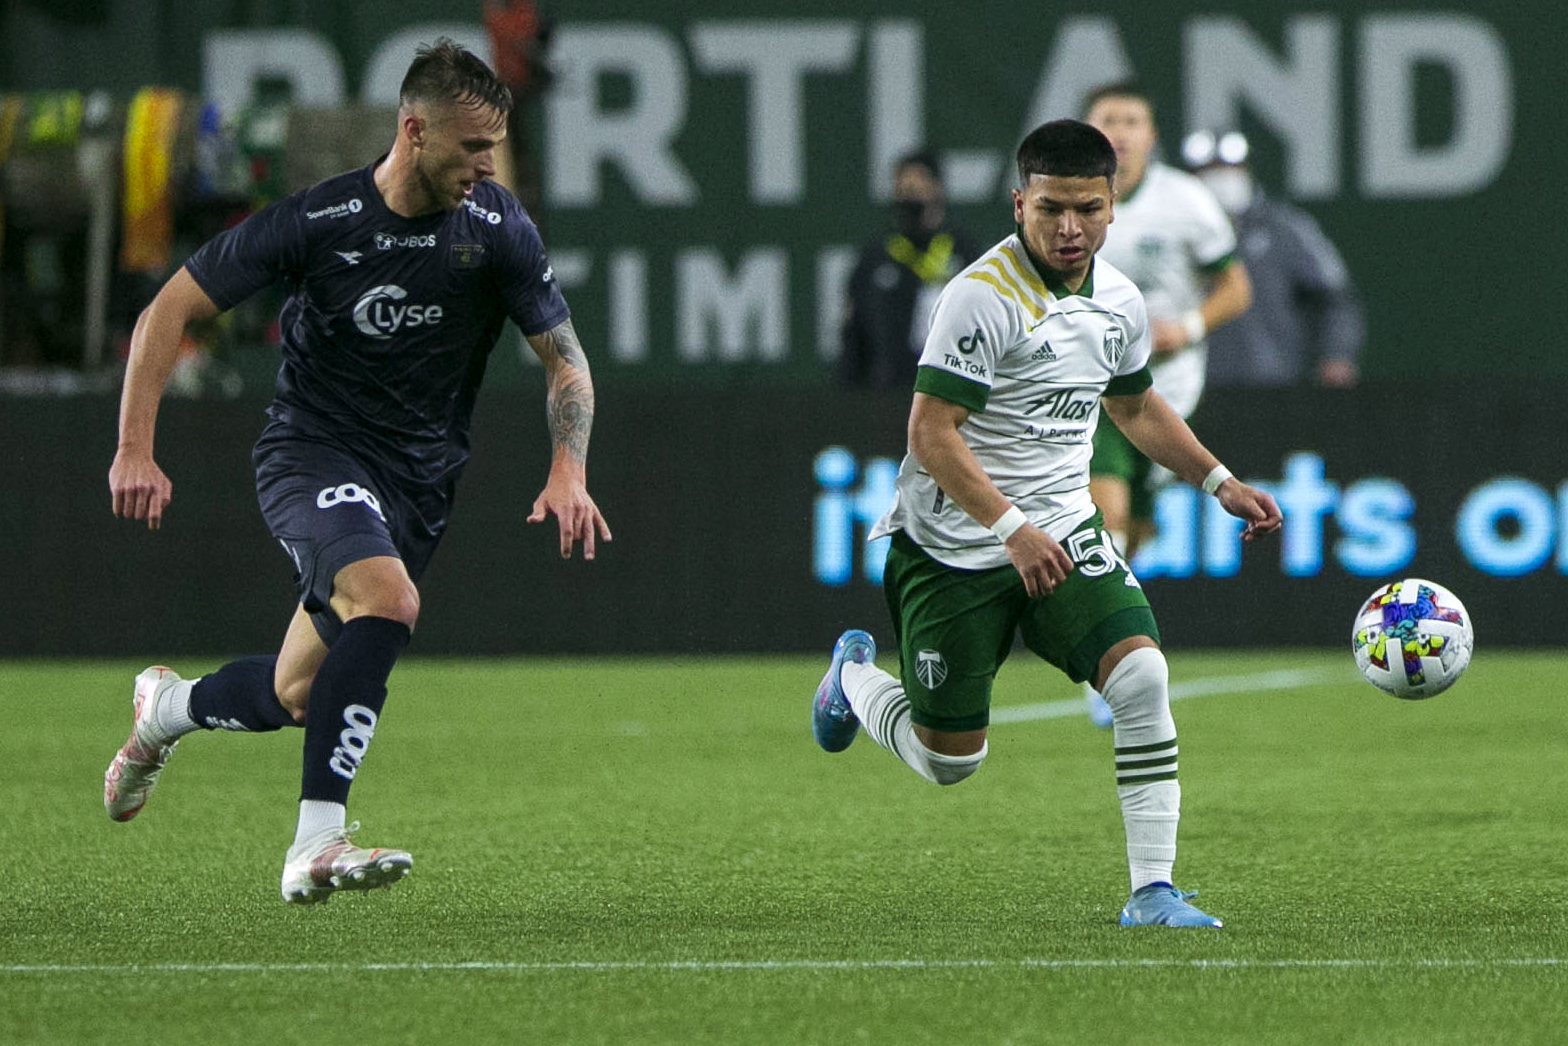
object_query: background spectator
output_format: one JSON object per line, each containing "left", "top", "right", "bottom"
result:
{"left": 1183, "top": 129, "right": 1365, "bottom": 388}
{"left": 838, "top": 149, "right": 978, "bottom": 391}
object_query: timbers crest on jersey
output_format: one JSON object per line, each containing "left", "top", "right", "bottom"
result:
{"left": 1103, "top": 326, "right": 1126, "bottom": 367}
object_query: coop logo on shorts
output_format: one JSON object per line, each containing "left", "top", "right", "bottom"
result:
{"left": 374, "top": 232, "right": 437, "bottom": 250}
{"left": 1103, "top": 326, "right": 1126, "bottom": 367}
{"left": 305, "top": 197, "right": 363, "bottom": 220}
{"left": 351, "top": 284, "right": 444, "bottom": 338}
{"left": 915, "top": 649, "right": 948, "bottom": 689}
{"left": 329, "top": 704, "right": 378, "bottom": 781}
{"left": 316, "top": 482, "right": 386, "bottom": 521}
{"left": 463, "top": 198, "right": 502, "bottom": 225}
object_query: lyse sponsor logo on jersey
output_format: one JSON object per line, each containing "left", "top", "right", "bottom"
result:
{"left": 351, "top": 284, "right": 444, "bottom": 339}
{"left": 463, "top": 198, "right": 502, "bottom": 225}
{"left": 305, "top": 198, "right": 363, "bottom": 220}
{"left": 316, "top": 482, "right": 386, "bottom": 521}
{"left": 329, "top": 704, "right": 378, "bottom": 781}
{"left": 374, "top": 232, "right": 437, "bottom": 250}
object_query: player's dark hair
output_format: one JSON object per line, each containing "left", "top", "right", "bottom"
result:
{"left": 1016, "top": 119, "right": 1117, "bottom": 186}
{"left": 1081, "top": 79, "right": 1153, "bottom": 119}
{"left": 400, "top": 37, "right": 513, "bottom": 116}
{"left": 895, "top": 148, "right": 944, "bottom": 186}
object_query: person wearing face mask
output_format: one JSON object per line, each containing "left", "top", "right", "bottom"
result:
{"left": 1182, "top": 129, "right": 1365, "bottom": 389}
{"left": 838, "top": 150, "right": 979, "bottom": 390}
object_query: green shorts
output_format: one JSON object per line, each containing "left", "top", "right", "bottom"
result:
{"left": 882, "top": 513, "right": 1159, "bottom": 732}
{"left": 1089, "top": 421, "right": 1155, "bottom": 523}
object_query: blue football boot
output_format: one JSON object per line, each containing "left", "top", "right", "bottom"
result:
{"left": 811, "top": 629, "right": 876, "bottom": 752}
{"left": 1118, "top": 883, "right": 1223, "bottom": 928}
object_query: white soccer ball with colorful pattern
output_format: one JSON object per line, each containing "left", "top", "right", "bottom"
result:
{"left": 1351, "top": 578, "right": 1473, "bottom": 699}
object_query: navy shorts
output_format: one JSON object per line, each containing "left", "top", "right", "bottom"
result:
{"left": 253, "top": 424, "right": 449, "bottom": 643}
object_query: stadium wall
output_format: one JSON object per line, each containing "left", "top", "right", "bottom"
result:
{"left": 4, "top": 383, "right": 1563, "bottom": 656}
{"left": 2, "top": 1, "right": 1563, "bottom": 384}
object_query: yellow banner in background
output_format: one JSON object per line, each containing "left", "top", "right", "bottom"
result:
{"left": 119, "top": 87, "right": 182, "bottom": 275}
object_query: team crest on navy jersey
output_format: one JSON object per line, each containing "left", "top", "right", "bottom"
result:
{"left": 1103, "top": 326, "right": 1126, "bottom": 367}
{"left": 450, "top": 243, "right": 485, "bottom": 268}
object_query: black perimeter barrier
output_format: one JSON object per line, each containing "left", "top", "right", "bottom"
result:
{"left": 3, "top": 381, "right": 1564, "bottom": 656}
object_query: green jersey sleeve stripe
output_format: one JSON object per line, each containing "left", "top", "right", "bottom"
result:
{"left": 914, "top": 365, "right": 990, "bottom": 412}
{"left": 1104, "top": 366, "right": 1153, "bottom": 397}
{"left": 1199, "top": 252, "right": 1237, "bottom": 275}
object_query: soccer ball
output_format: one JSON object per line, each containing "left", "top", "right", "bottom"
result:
{"left": 1351, "top": 578, "right": 1473, "bottom": 699}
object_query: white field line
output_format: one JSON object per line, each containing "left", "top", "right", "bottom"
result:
{"left": 989, "top": 667, "right": 1340, "bottom": 725}
{"left": 1, "top": 957, "right": 1560, "bottom": 975}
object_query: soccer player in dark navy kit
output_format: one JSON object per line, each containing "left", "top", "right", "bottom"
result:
{"left": 104, "top": 40, "right": 610, "bottom": 902}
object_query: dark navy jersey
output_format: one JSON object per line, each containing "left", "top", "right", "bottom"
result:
{"left": 184, "top": 161, "right": 569, "bottom": 488}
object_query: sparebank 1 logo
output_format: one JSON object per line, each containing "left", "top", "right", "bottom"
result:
{"left": 813, "top": 447, "right": 897, "bottom": 585}
{"left": 352, "top": 284, "right": 445, "bottom": 339}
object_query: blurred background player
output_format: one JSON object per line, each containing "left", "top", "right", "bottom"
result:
{"left": 838, "top": 149, "right": 978, "bottom": 391}
{"left": 1182, "top": 129, "right": 1365, "bottom": 389}
{"left": 103, "top": 39, "right": 610, "bottom": 903}
{"left": 1079, "top": 81, "right": 1251, "bottom": 727}
{"left": 812, "top": 118, "right": 1281, "bottom": 929}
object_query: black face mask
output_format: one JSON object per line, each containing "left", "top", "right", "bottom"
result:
{"left": 892, "top": 199, "right": 933, "bottom": 243}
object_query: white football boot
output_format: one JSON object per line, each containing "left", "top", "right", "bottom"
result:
{"left": 280, "top": 822, "right": 412, "bottom": 904}
{"left": 103, "top": 666, "right": 184, "bottom": 822}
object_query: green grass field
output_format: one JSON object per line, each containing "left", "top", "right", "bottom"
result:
{"left": 2, "top": 650, "right": 1564, "bottom": 1045}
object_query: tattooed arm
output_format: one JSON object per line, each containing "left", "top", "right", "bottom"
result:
{"left": 524, "top": 317, "right": 612, "bottom": 559}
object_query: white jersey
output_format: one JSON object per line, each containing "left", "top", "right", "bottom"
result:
{"left": 869, "top": 233, "right": 1152, "bottom": 570}
{"left": 1097, "top": 161, "right": 1236, "bottom": 417}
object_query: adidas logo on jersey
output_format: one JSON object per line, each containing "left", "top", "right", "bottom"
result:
{"left": 1031, "top": 341, "right": 1057, "bottom": 362}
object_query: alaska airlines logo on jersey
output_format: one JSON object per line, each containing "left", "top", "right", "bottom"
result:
{"left": 1024, "top": 388, "right": 1095, "bottom": 421}
{"left": 1103, "top": 326, "right": 1126, "bottom": 366}
{"left": 305, "top": 198, "right": 363, "bottom": 220}
{"left": 915, "top": 650, "right": 948, "bottom": 689}
{"left": 375, "top": 232, "right": 437, "bottom": 250}
{"left": 463, "top": 198, "right": 503, "bottom": 225}
{"left": 351, "top": 284, "right": 445, "bottom": 339}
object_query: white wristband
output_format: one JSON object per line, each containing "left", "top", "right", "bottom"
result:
{"left": 1181, "top": 308, "right": 1206, "bottom": 345}
{"left": 989, "top": 505, "right": 1027, "bottom": 542}
{"left": 1201, "top": 465, "right": 1233, "bottom": 496}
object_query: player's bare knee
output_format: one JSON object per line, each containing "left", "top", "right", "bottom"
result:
{"left": 914, "top": 737, "right": 988, "bottom": 786}
{"left": 337, "top": 579, "right": 420, "bottom": 630}
{"left": 274, "top": 673, "right": 313, "bottom": 724}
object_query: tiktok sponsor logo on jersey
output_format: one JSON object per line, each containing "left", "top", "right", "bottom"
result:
{"left": 374, "top": 232, "right": 437, "bottom": 250}
{"left": 462, "top": 198, "right": 503, "bottom": 225}
{"left": 329, "top": 704, "right": 378, "bottom": 781}
{"left": 351, "top": 284, "right": 445, "bottom": 339}
{"left": 305, "top": 197, "right": 363, "bottom": 220}
{"left": 316, "top": 482, "right": 386, "bottom": 521}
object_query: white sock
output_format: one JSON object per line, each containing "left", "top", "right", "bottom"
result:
{"left": 292, "top": 800, "right": 346, "bottom": 851}
{"left": 1101, "top": 648, "right": 1180, "bottom": 891}
{"left": 840, "top": 661, "right": 985, "bottom": 785}
{"left": 151, "top": 678, "right": 199, "bottom": 742}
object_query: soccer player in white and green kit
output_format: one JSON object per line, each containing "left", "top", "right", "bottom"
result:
{"left": 810, "top": 119, "right": 1282, "bottom": 927}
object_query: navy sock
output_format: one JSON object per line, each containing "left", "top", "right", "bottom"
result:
{"left": 300, "top": 616, "right": 411, "bottom": 804}
{"left": 188, "top": 656, "right": 296, "bottom": 732}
